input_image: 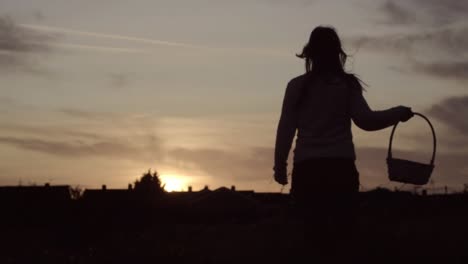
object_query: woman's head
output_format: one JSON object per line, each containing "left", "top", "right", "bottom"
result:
{"left": 297, "top": 26, "right": 347, "bottom": 74}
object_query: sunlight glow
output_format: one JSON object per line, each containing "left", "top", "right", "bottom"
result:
{"left": 161, "top": 175, "right": 186, "bottom": 192}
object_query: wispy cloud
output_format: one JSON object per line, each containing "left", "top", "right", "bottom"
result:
{"left": 57, "top": 108, "right": 120, "bottom": 120}
{"left": 1, "top": 109, "right": 465, "bottom": 189}
{"left": 427, "top": 95, "right": 468, "bottom": 135}
{"left": 0, "top": 123, "right": 102, "bottom": 140}
{"left": 19, "top": 23, "right": 287, "bottom": 57}
{"left": 168, "top": 147, "right": 272, "bottom": 182}
{"left": 166, "top": 144, "right": 467, "bottom": 189}
{"left": 412, "top": 60, "right": 468, "bottom": 81}
{"left": 399, "top": 95, "right": 468, "bottom": 153}
{"left": 379, "top": 0, "right": 468, "bottom": 26}
{"left": 0, "top": 16, "right": 52, "bottom": 70}
{"left": 0, "top": 17, "right": 50, "bottom": 53}
{"left": 262, "top": 0, "right": 315, "bottom": 7}
{"left": 0, "top": 128, "right": 162, "bottom": 162}
{"left": 0, "top": 108, "right": 163, "bottom": 162}
{"left": 346, "top": 1, "right": 468, "bottom": 83}
{"left": 109, "top": 73, "right": 130, "bottom": 89}
{"left": 380, "top": 1, "right": 413, "bottom": 25}
{"left": 349, "top": 26, "right": 468, "bottom": 57}
{"left": 0, "top": 136, "right": 139, "bottom": 158}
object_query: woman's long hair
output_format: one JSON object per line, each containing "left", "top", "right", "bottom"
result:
{"left": 297, "top": 26, "right": 347, "bottom": 74}
{"left": 295, "top": 26, "right": 363, "bottom": 109}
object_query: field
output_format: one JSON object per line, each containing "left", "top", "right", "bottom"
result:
{"left": 1, "top": 190, "right": 468, "bottom": 263}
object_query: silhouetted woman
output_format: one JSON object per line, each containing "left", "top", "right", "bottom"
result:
{"left": 272, "top": 26, "right": 413, "bottom": 255}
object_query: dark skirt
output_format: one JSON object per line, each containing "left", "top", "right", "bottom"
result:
{"left": 289, "top": 158, "right": 361, "bottom": 262}
{"left": 291, "top": 157, "right": 360, "bottom": 213}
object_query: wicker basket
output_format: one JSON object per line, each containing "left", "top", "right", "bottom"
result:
{"left": 387, "top": 113, "right": 437, "bottom": 185}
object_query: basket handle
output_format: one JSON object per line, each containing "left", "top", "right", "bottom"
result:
{"left": 387, "top": 112, "right": 437, "bottom": 165}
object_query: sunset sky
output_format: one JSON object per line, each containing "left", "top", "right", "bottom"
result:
{"left": 0, "top": 0, "right": 467, "bottom": 192}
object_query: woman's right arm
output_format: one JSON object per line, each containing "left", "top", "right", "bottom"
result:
{"left": 350, "top": 81, "right": 413, "bottom": 131}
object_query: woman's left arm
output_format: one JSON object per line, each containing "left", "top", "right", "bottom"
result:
{"left": 273, "top": 80, "right": 300, "bottom": 183}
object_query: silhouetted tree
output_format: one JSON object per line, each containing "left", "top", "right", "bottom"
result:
{"left": 134, "top": 169, "right": 165, "bottom": 197}
{"left": 70, "top": 185, "right": 84, "bottom": 200}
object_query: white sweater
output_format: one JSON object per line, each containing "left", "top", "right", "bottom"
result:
{"left": 273, "top": 73, "right": 403, "bottom": 173}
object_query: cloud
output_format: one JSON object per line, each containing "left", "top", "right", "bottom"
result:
{"left": 32, "top": 11, "right": 45, "bottom": 22}
{"left": 0, "top": 133, "right": 162, "bottom": 162}
{"left": 19, "top": 23, "right": 287, "bottom": 57}
{"left": 264, "top": 0, "right": 315, "bottom": 6}
{"left": 2, "top": 19, "right": 146, "bottom": 55}
{"left": 349, "top": 26, "right": 468, "bottom": 57}
{"left": 0, "top": 122, "right": 102, "bottom": 140}
{"left": 0, "top": 136, "right": 137, "bottom": 158}
{"left": 0, "top": 114, "right": 274, "bottom": 187}
{"left": 350, "top": 1, "right": 468, "bottom": 83}
{"left": 109, "top": 73, "right": 130, "bottom": 89}
{"left": 1, "top": 115, "right": 465, "bottom": 190}
{"left": 57, "top": 108, "right": 120, "bottom": 120}
{"left": 0, "top": 17, "right": 49, "bottom": 52}
{"left": 427, "top": 95, "right": 468, "bottom": 135}
{"left": 412, "top": 60, "right": 468, "bottom": 81}
{"left": 401, "top": 95, "right": 468, "bottom": 155}
{"left": 167, "top": 147, "right": 272, "bottom": 182}
{"left": 380, "top": 1, "right": 413, "bottom": 25}
{"left": 0, "top": 16, "right": 51, "bottom": 69}
{"left": 166, "top": 144, "right": 467, "bottom": 190}
{"left": 380, "top": 0, "right": 468, "bottom": 26}
{"left": 347, "top": 26, "right": 468, "bottom": 82}
{"left": 0, "top": 109, "right": 163, "bottom": 162}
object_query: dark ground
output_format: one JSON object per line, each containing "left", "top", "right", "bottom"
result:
{"left": 1, "top": 192, "right": 468, "bottom": 264}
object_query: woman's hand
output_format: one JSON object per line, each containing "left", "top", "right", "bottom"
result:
{"left": 273, "top": 169, "right": 288, "bottom": 185}
{"left": 396, "top": 106, "right": 414, "bottom": 122}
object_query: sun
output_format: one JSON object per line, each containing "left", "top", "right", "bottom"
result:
{"left": 160, "top": 175, "right": 185, "bottom": 192}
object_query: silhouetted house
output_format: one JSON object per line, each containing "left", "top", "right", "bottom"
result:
{"left": 188, "top": 187, "right": 260, "bottom": 216}
{"left": 249, "top": 192, "right": 290, "bottom": 205}
{"left": 0, "top": 184, "right": 71, "bottom": 208}
{"left": 79, "top": 184, "right": 295, "bottom": 219}
{"left": 161, "top": 190, "right": 204, "bottom": 207}
{"left": 0, "top": 184, "right": 72, "bottom": 224}
{"left": 162, "top": 186, "right": 289, "bottom": 210}
{"left": 82, "top": 185, "right": 135, "bottom": 208}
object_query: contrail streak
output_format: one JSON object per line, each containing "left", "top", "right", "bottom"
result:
{"left": 49, "top": 43, "right": 145, "bottom": 53}
{"left": 18, "top": 23, "right": 288, "bottom": 57}
{"left": 19, "top": 24, "right": 202, "bottom": 49}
